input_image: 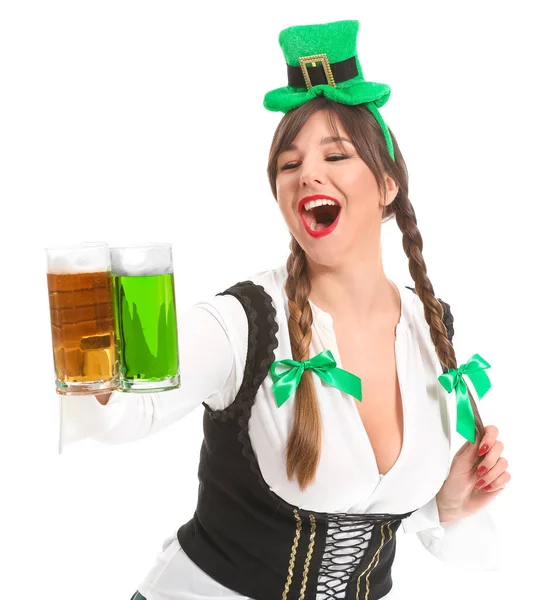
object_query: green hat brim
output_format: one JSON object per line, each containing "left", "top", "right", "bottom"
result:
{"left": 263, "top": 81, "right": 390, "bottom": 114}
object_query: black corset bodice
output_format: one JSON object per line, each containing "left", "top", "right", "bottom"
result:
{"left": 178, "top": 280, "right": 454, "bottom": 600}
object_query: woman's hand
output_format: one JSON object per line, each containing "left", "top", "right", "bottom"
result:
{"left": 436, "top": 425, "right": 510, "bottom": 522}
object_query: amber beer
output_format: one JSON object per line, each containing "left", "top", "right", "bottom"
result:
{"left": 46, "top": 242, "right": 118, "bottom": 395}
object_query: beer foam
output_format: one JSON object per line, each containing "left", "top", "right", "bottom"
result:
{"left": 46, "top": 242, "right": 110, "bottom": 274}
{"left": 110, "top": 244, "right": 173, "bottom": 276}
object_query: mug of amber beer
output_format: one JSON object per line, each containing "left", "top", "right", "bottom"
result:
{"left": 110, "top": 243, "right": 180, "bottom": 392}
{"left": 45, "top": 242, "right": 119, "bottom": 395}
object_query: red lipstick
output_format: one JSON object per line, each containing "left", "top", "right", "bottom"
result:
{"left": 298, "top": 195, "right": 342, "bottom": 239}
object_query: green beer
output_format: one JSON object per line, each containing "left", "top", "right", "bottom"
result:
{"left": 110, "top": 244, "right": 180, "bottom": 392}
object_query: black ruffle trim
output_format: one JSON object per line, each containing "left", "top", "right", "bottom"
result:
{"left": 209, "top": 280, "right": 280, "bottom": 489}
{"left": 201, "top": 282, "right": 279, "bottom": 430}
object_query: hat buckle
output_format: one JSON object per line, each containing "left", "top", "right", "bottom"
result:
{"left": 298, "top": 54, "right": 337, "bottom": 90}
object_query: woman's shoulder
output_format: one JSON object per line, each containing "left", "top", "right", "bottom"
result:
{"left": 247, "top": 263, "right": 288, "bottom": 292}
{"left": 187, "top": 264, "right": 286, "bottom": 338}
{"left": 205, "top": 263, "right": 287, "bottom": 298}
{"left": 400, "top": 283, "right": 455, "bottom": 343}
{"left": 215, "top": 264, "right": 288, "bottom": 321}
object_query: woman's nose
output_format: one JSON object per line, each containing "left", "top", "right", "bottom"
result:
{"left": 299, "top": 161, "right": 326, "bottom": 187}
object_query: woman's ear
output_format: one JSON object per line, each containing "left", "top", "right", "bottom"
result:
{"left": 383, "top": 174, "right": 399, "bottom": 206}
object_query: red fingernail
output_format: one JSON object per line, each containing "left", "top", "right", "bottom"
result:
{"left": 477, "top": 466, "right": 488, "bottom": 477}
{"left": 478, "top": 444, "right": 489, "bottom": 456}
{"left": 475, "top": 479, "right": 486, "bottom": 489}
{"left": 481, "top": 484, "right": 492, "bottom": 492}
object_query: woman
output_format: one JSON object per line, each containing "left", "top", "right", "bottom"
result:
{"left": 63, "top": 19, "right": 509, "bottom": 600}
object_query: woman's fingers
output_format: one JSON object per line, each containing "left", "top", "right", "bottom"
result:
{"left": 475, "top": 455, "right": 510, "bottom": 491}
{"left": 477, "top": 424, "right": 499, "bottom": 457}
{"left": 476, "top": 439, "right": 505, "bottom": 477}
{"left": 474, "top": 426, "right": 511, "bottom": 493}
{"left": 478, "top": 469, "right": 511, "bottom": 493}
{"left": 455, "top": 424, "right": 499, "bottom": 464}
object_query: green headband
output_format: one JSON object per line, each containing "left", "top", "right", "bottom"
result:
{"left": 263, "top": 20, "right": 395, "bottom": 161}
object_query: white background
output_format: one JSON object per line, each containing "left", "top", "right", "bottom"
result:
{"left": 1, "top": 1, "right": 545, "bottom": 598}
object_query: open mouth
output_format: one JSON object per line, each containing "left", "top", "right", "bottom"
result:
{"left": 300, "top": 198, "right": 342, "bottom": 235}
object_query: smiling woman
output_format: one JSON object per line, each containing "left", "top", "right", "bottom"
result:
{"left": 58, "top": 18, "right": 506, "bottom": 600}
{"left": 266, "top": 94, "right": 490, "bottom": 490}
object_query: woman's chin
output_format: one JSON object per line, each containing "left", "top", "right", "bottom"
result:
{"left": 301, "top": 244, "right": 349, "bottom": 269}
{"left": 289, "top": 221, "right": 349, "bottom": 267}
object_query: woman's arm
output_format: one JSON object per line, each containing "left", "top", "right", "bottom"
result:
{"left": 58, "top": 294, "right": 248, "bottom": 450}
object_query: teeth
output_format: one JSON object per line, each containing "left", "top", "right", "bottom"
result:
{"left": 309, "top": 221, "right": 317, "bottom": 231}
{"left": 304, "top": 198, "right": 338, "bottom": 211}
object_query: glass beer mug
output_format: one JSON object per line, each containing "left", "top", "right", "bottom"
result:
{"left": 45, "top": 242, "right": 119, "bottom": 395}
{"left": 110, "top": 243, "right": 180, "bottom": 392}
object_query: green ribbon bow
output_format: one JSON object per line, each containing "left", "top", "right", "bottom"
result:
{"left": 438, "top": 353, "right": 492, "bottom": 444}
{"left": 270, "top": 349, "right": 362, "bottom": 408}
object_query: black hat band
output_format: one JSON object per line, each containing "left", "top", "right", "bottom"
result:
{"left": 287, "top": 55, "right": 358, "bottom": 89}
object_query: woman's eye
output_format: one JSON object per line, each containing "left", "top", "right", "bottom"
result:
{"left": 326, "top": 154, "right": 349, "bottom": 161}
{"left": 279, "top": 154, "right": 349, "bottom": 171}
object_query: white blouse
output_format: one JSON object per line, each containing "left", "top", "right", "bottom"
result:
{"left": 59, "top": 264, "right": 498, "bottom": 600}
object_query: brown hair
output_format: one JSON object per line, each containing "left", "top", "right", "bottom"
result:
{"left": 267, "top": 96, "right": 484, "bottom": 491}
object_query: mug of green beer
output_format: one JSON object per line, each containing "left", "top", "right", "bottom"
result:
{"left": 45, "top": 242, "right": 119, "bottom": 395}
{"left": 110, "top": 243, "right": 180, "bottom": 392}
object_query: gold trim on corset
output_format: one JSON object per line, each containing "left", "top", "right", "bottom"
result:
{"left": 355, "top": 521, "right": 393, "bottom": 600}
{"left": 298, "top": 513, "right": 316, "bottom": 600}
{"left": 282, "top": 509, "right": 302, "bottom": 600}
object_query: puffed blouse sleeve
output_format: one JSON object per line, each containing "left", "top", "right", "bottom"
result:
{"left": 400, "top": 292, "right": 499, "bottom": 570}
{"left": 401, "top": 496, "right": 499, "bottom": 570}
{"left": 58, "top": 293, "right": 248, "bottom": 451}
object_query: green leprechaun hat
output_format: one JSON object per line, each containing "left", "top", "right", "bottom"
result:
{"left": 263, "top": 20, "right": 395, "bottom": 161}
